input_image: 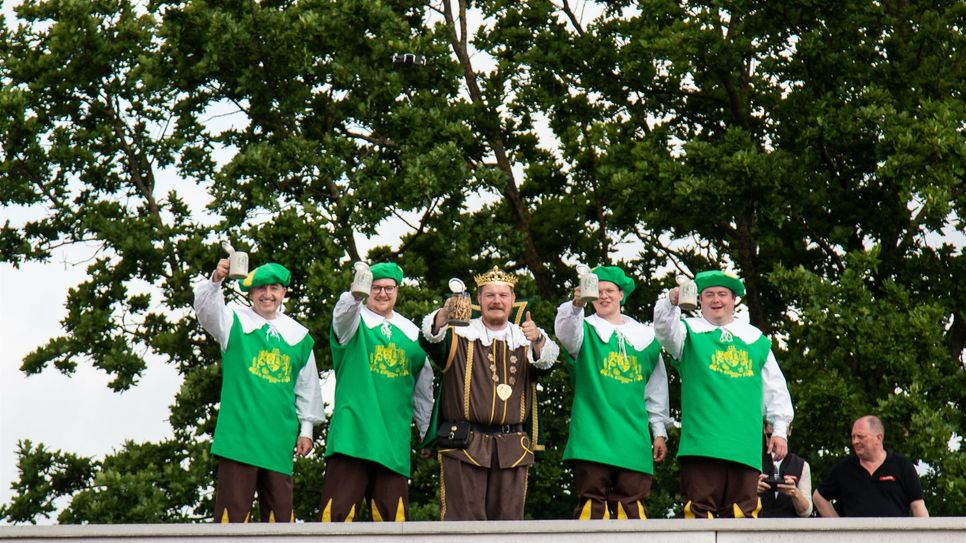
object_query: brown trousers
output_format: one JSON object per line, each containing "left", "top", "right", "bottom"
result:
{"left": 571, "top": 460, "right": 652, "bottom": 519}
{"left": 680, "top": 456, "right": 761, "bottom": 518}
{"left": 213, "top": 457, "right": 293, "bottom": 523}
{"left": 319, "top": 454, "right": 409, "bottom": 522}
{"left": 440, "top": 452, "right": 528, "bottom": 520}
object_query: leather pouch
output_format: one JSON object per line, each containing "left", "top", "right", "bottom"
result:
{"left": 436, "top": 421, "right": 471, "bottom": 449}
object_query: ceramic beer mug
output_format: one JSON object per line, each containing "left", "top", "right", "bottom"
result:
{"left": 221, "top": 242, "right": 249, "bottom": 280}
{"left": 676, "top": 275, "right": 698, "bottom": 311}
{"left": 576, "top": 264, "right": 598, "bottom": 303}
{"left": 350, "top": 261, "right": 373, "bottom": 299}
{"left": 446, "top": 278, "right": 471, "bottom": 327}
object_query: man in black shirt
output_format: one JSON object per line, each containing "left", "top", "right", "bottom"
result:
{"left": 813, "top": 415, "right": 928, "bottom": 517}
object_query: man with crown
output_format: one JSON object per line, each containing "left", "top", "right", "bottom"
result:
{"left": 420, "top": 266, "right": 560, "bottom": 520}
{"left": 653, "top": 270, "right": 793, "bottom": 519}
{"left": 554, "top": 266, "right": 672, "bottom": 520}
{"left": 319, "top": 262, "right": 434, "bottom": 522}
{"left": 194, "top": 259, "right": 325, "bottom": 522}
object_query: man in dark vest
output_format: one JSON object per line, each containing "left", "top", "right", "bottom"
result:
{"left": 758, "top": 423, "right": 813, "bottom": 517}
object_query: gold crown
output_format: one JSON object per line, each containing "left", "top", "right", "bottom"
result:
{"left": 473, "top": 266, "right": 518, "bottom": 288}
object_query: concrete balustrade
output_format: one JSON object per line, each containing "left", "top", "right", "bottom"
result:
{"left": 2, "top": 517, "right": 965, "bottom": 543}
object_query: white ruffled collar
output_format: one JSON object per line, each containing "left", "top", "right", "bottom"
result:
{"left": 684, "top": 316, "right": 763, "bottom": 344}
{"left": 235, "top": 306, "right": 309, "bottom": 345}
{"left": 452, "top": 317, "right": 532, "bottom": 350}
{"left": 586, "top": 313, "right": 654, "bottom": 351}
{"left": 360, "top": 306, "right": 419, "bottom": 341}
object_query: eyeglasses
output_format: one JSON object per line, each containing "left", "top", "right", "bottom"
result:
{"left": 371, "top": 285, "right": 397, "bottom": 294}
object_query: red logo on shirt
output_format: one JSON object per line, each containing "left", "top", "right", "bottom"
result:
{"left": 879, "top": 475, "right": 896, "bottom": 482}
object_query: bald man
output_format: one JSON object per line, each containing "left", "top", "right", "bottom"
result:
{"left": 813, "top": 415, "right": 928, "bottom": 517}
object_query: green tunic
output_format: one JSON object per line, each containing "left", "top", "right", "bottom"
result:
{"left": 674, "top": 321, "right": 771, "bottom": 470}
{"left": 563, "top": 320, "right": 662, "bottom": 474}
{"left": 212, "top": 313, "right": 314, "bottom": 475}
{"left": 326, "top": 318, "right": 426, "bottom": 477}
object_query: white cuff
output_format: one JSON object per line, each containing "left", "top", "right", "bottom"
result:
{"left": 770, "top": 419, "right": 789, "bottom": 439}
{"left": 299, "top": 421, "right": 315, "bottom": 439}
{"left": 421, "top": 309, "right": 446, "bottom": 343}
{"left": 650, "top": 422, "right": 668, "bottom": 440}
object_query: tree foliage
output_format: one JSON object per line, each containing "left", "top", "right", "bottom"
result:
{"left": 1, "top": 0, "right": 963, "bottom": 522}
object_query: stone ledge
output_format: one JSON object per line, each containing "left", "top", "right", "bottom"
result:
{"left": 1, "top": 517, "right": 964, "bottom": 542}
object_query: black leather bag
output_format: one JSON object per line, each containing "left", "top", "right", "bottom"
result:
{"left": 436, "top": 421, "right": 471, "bottom": 449}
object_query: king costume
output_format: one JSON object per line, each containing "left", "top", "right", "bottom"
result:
{"left": 194, "top": 262, "right": 325, "bottom": 523}
{"left": 420, "top": 268, "right": 560, "bottom": 520}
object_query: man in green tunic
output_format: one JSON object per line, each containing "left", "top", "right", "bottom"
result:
{"left": 555, "top": 266, "right": 671, "bottom": 520}
{"left": 194, "top": 259, "right": 325, "bottom": 523}
{"left": 320, "top": 262, "right": 432, "bottom": 522}
{"left": 653, "top": 270, "right": 793, "bottom": 518}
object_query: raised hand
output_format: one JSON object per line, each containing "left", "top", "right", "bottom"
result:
{"left": 573, "top": 287, "right": 586, "bottom": 308}
{"left": 213, "top": 258, "right": 230, "bottom": 282}
{"left": 668, "top": 286, "right": 680, "bottom": 306}
{"left": 521, "top": 311, "right": 541, "bottom": 342}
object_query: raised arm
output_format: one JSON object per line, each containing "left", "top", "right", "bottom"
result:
{"left": 332, "top": 291, "right": 363, "bottom": 345}
{"left": 554, "top": 298, "right": 585, "bottom": 357}
{"left": 653, "top": 296, "right": 686, "bottom": 360}
{"left": 193, "top": 259, "right": 234, "bottom": 351}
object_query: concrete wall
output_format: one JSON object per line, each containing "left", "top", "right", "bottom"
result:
{"left": 2, "top": 518, "right": 965, "bottom": 543}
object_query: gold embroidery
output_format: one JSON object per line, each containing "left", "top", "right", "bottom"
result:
{"left": 599, "top": 351, "right": 643, "bottom": 383}
{"left": 709, "top": 345, "right": 754, "bottom": 378}
{"left": 461, "top": 449, "right": 482, "bottom": 466}
{"left": 248, "top": 348, "right": 292, "bottom": 383}
{"left": 510, "top": 434, "right": 533, "bottom": 467}
{"left": 464, "top": 341, "right": 474, "bottom": 420}
{"left": 439, "top": 451, "right": 447, "bottom": 520}
{"left": 530, "top": 382, "right": 544, "bottom": 452}
{"left": 369, "top": 343, "right": 410, "bottom": 379}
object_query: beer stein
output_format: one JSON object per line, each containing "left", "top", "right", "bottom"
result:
{"left": 221, "top": 242, "right": 249, "bottom": 280}
{"left": 350, "top": 261, "right": 373, "bottom": 299}
{"left": 576, "top": 264, "right": 598, "bottom": 303}
{"left": 447, "top": 278, "right": 471, "bottom": 327}
{"left": 676, "top": 275, "right": 698, "bottom": 311}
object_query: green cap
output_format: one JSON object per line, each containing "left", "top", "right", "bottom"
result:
{"left": 592, "top": 266, "right": 635, "bottom": 305}
{"left": 694, "top": 270, "right": 745, "bottom": 297}
{"left": 239, "top": 263, "right": 291, "bottom": 292}
{"left": 371, "top": 262, "right": 404, "bottom": 285}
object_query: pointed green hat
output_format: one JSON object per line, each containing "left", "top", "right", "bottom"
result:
{"left": 239, "top": 263, "right": 291, "bottom": 292}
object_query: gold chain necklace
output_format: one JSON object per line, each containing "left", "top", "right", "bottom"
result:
{"left": 485, "top": 327, "right": 518, "bottom": 401}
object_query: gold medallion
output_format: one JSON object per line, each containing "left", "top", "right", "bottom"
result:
{"left": 496, "top": 383, "right": 513, "bottom": 401}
